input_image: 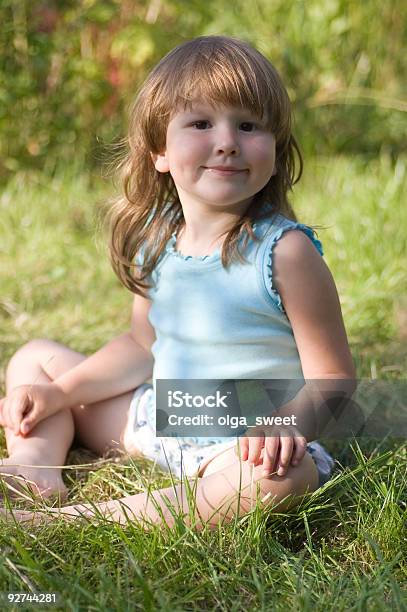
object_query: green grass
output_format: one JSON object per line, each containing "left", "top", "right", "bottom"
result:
{"left": 0, "top": 156, "right": 406, "bottom": 610}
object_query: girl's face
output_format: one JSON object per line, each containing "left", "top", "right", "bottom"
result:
{"left": 151, "top": 101, "right": 277, "bottom": 213}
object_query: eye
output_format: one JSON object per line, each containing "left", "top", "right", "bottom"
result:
{"left": 191, "top": 121, "right": 210, "bottom": 130}
{"left": 240, "top": 122, "right": 257, "bottom": 132}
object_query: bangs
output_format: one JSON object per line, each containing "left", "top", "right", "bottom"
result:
{"left": 175, "top": 56, "right": 271, "bottom": 125}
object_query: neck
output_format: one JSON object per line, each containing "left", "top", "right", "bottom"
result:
{"left": 176, "top": 212, "right": 241, "bottom": 256}
{"left": 176, "top": 195, "right": 253, "bottom": 254}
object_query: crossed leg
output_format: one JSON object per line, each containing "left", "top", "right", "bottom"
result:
{"left": 3, "top": 444, "right": 318, "bottom": 529}
{"left": 1, "top": 339, "right": 139, "bottom": 499}
{"left": 1, "top": 339, "right": 319, "bottom": 528}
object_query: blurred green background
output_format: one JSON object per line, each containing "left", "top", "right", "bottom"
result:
{"left": 0, "top": 0, "right": 406, "bottom": 375}
{"left": 1, "top": 0, "right": 406, "bottom": 178}
{"left": 0, "top": 5, "right": 406, "bottom": 605}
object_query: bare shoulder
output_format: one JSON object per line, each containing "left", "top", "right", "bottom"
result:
{"left": 272, "top": 229, "right": 332, "bottom": 295}
{"left": 272, "top": 227, "right": 322, "bottom": 263}
{"left": 272, "top": 229, "right": 356, "bottom": 378}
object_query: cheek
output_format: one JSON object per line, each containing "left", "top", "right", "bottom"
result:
{"left": 250, "top": 137, "right": 275, "bottom": 161}
{"left": 168, "top": 134, "right": 204, "bottom": 168}
{"left": 251, "top": 142, "right": 276, "bottom": 179}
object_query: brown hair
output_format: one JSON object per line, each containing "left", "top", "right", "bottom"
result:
{"left": 107, "top": 35, "right": 303, "bottom": 295}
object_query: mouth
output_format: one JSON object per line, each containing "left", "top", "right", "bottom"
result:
{"left": 203, "top": 167, "right": 248, "bottom": 176}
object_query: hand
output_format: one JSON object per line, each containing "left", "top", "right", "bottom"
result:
{"left": 236, "top": 425, "right": 307, "bottom": 477}
{"left": 0, "top": 383, "right": 68, "bottom": 436}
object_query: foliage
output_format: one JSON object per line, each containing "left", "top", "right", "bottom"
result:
{"left": 0, "top": 0, "right": 406, "bottom": 179}
{"left": 0, "top": 155, "right": 406, "bottom": 606}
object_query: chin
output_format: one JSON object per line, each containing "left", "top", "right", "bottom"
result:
{"left": 201, "top": 192, "right": 254, "bottom": 206}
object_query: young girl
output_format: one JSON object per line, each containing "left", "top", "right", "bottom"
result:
{"left": 0, "top": 35, "right": 355, "bottom": 528}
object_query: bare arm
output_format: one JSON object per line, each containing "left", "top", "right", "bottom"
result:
{"left": 272, "top": 230, "right": 356, "bottom": 438}
{"left": 54, "top": 293, "right": 156, "bottom": 408}
{"left": 273, "top": 230, "right": 355, "bottom": 380}
{"left": 0, "top": 294, "right": 156, "bottom": 434}
{"left": 240, "top": 230, "right": 356, "bottom": 475}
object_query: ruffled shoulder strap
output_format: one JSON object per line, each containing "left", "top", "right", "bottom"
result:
{"left": 257, "top": 215, "right": 324, "bottom": 314}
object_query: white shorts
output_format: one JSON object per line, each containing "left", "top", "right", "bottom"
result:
{"left": 123, "top": 383, "right": 334, "bottom": 487}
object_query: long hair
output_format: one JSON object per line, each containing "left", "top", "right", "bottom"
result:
{"left": 107, "top": 35, "right": 303, "bottom": 295}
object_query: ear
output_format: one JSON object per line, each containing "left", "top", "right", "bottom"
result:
{"left": 150, "top": 151, "right": 170, "bottom": 173}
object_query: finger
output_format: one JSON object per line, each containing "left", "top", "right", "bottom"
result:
{"left": 235, "top": 437, "right": 249, "bottom": 461}
{"left": 6, "top": 393, "right": 18, "bottom": 432}
{"left": 10, "top": 391, "right": 30, "bottom": 435}
{"left": 20, "top": 402, "right": 44, "bottom": 435}
{"left": 277, "top": 434, "right": 294, "bottom": 476}
{"left": 2, "top": 398, "right": 13, "bottom": 430}
{"left": 262, "top": 436, "right": 280, "bottom": 477}
{"left": 248, "top": 434, "right": 264, "bottom": 466}
{"left": 291, "top": 435, "right": 308, "bottom": 466}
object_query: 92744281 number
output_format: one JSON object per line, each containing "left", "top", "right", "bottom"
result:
{"left": 3, "top": 592, "right": 58, "bottom": 605}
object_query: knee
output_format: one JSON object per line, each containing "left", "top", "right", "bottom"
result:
{"left": 6, "top": 338, "right": 57, "bottom": 375}
{"left": 259, "top": 451, "right": 319, "bottom": 511}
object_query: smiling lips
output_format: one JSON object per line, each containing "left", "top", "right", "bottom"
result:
{"left": 204, "top": 166, "right": 247, "bottom": 175}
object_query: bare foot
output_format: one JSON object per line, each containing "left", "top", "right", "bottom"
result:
{"left": 0, "top": 506, "right": 38, "bottom": 524}
{"left": 0, "top": 454, "right": 68, "bottom": 502}
{"left": 0, "top": 503, "right": 97, "bottom": 526}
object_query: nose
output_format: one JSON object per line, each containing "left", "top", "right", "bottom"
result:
{"left": 214, "top": 124, "right": 240, "bottom": 156}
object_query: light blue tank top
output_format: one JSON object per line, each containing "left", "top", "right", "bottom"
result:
{"left": 146, "top": 212, "right": 323, "bottom": 382}
{"left": 139, "top": 210, "right": 324, "bottom": 439}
